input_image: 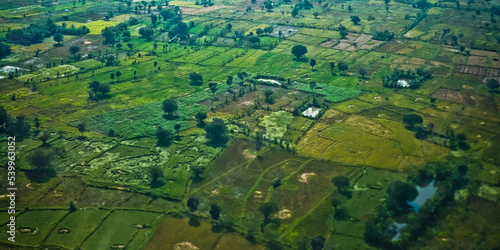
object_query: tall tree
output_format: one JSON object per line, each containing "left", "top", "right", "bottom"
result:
{"left": 309, "top": 58, "right": 316, "bottom": 69}
{"left": 162, "top": 99, "right": 178, "bottom": 116}
{"left": 331, "top": 176, "right": 349, "bottom": 192}
{"left": 291, "top": 45, "right": 308, "bottom": 59}
{"left": 210, "top": 204, "right": 222, "bottom": 220}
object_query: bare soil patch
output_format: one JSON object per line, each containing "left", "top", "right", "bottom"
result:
{"left": 455, "top": 65, "right": 500, "bottom": 76}
{"left": 431, "top": 88, "right": 463, "bottom": 103}
{"left": 467, "top": 56, "right": 488, "bottom": 67}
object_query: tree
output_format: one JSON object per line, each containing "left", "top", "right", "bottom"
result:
{"left": 195, "top": 111, "right": 208, "bottom": 124}
{"left": 331, "top": 198, "right": 341, "bottom": 210}
{"left": 311, "top": 236, "right": 325, "bottom": 250}
{"left": 350, "top": 16, "right": 361, "bottom": 25}
{"left": 77, "top": 122, "right": 86, "bottom": 136}
{"left": 338, "top": 61, "right": 348, "bottom": 72}
{"left": 69, "top": 46, "right": 80, "bottom": 55}
{"left": 331, "top": 176, "right": 349, "bottom": 192}
{"left": 255, "top": 131, "right": 264, "bottom": 155}
{"left": 313, "top": 11, "right": 319, "bottom": 18}
{"left": 209, "top": 82, "right": 218, "bottom": 96}
{"left": 210, "top": 204, "right": 222, "bottom": 220}
{"left": 486, "top": 78, "right": 500, "bottom": 93}
{"left": 205, "top": 118, "right": 227, "bottom": 142}
{"left": 150, "top": 166, "right": 165, "bottom": 187}
{"left": 256, "top": 28, "right": 264, "bottom": 36}
{"left": 109, "top": 72, "right": 115, "bottom": 82}
{"left": 292, "top": 7, "right": 299, "bottom": 18}
{"left": 0, "top": 42, "right": 11, "bottom": 59}
{"left": 264, "top": 89, "right": 274, "bottom": 104}
{"left": 174, "top": 123, "right": 181, "bottom": 136}
{"left": 162, "top": 99, "right": 178, "bottom": 116}
{"left": 115, "top": 71, "right": 121, "bottom": 81}
{"left": 402, "top": 113, "right": 423, "bottom": 128}
{"left": 38, "top": 131, "right": 51, "bottom": 144}
{"left": 291, "top": 45, "right": 308, "bottom": 59}
{"left": 263, "top": 26, "right": 274, "bottom": 34}
{"left": 339, "top": 30, "right": 348, "bottom": 39}
{"left": 69, "top": 200, "right": 77, "bottom": 212}
{"left": 139, "top": 27, "right": 154, "bottom": 40}
{"left": 329, "top": 62, "right": 335, "bottom": 72}
{"left": 53, "top": 33, "right": 63, "bottom": 45}
{"left": 387, "top": 181, "right": 418, "bottom": 213}
{"left": 248, "top": 36, "right": 261, "bottom": 44}
{"left": 29, "top": 148, "right": 55, "bottom": 174}
{"left": 358, "top": 67, "right": 368, "bottom": 78}
{"left": 309, "top": 58, "right": 316, "bottom": 69}
{"left": 97, "top": 83, "right": 110, "bottom": 96}
{"left": 156, "top": 127, "right": 172, "bottom": 145}
{"left": 151, "top": 14, "right": 158, "bottom": 27}
{"left": 225, "top": 23, "right": 232, "bottom": 31}
{"left": 34, "top": 117, "right": 41, "bottom": 131}
{"left": 226, "top": 76, "right": 233, "bottom": 85}
{"left": 189, "top": 72, "right": 203, "bottom": 85}
{"left": 187, "top": 197, "right": 199, "bottom": 211}
{"left": 309, "top": 81, "right": 316, "bottom": 92}
{"left": 259, "top": 202, "right": 278, "bottom": 222}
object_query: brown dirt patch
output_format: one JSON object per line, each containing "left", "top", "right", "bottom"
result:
{"left": 455, "top": 65, "right": 500, "bottom": 76}
{"left": 320, "top": 39, "right": 337, "bottom": 48}
{"left": 467, "top": 56, "right": 488, "bottom": 67}
{"left": 431, "top": 88, "right": 463, "bottom": 103}
{"left": 333, "top": 42, "right": 350, "bottom": 50}
{"left": 470, "top": 50, "right": 499, "bottom": 57}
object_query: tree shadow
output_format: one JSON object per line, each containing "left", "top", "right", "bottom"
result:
{"left": 25, "top": 168, "right": 57, "bottom": 183}
{"left": 293, "top": 57, "right": 308, "bottom": 62}
{"left": 206, "top": 136, "right": 228, "bottom": 148}
{"left": 340, "top": 190, "right": 353, "bottom": 199}
{"left": 156, "top": 139, "right": 172, "bottom": 147}
{"left": 53, "top": 43, "right": 63, "bottom": 47}
{"left": 162, "top": 114, "right": 179, "bottom": 120}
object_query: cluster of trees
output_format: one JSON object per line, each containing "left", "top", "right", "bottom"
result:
{"left": 87, "top": 80, "right": 110, "bottom": 100}
{"left": 365, "top": 163, "right": 468, "bottom": 249}
{"left": 0, "top": 106, "right": 31, "bottom": 140}
{"left": 292, "top": 0, "right": 314, "bottom": 17}
{"left": 101, "top": 17, "right": 138, "bottom": 44}
{"left": 0, "top": 42, "right": 11, "bottom": 59}
{"left": 383, "top": 68, "right": 433, "bottom": 88}
{"left": 372, "top": 30, "right": 395, "bottom": 41}
{"left": 6, "top": 19, "right": 89, "bottom": 45}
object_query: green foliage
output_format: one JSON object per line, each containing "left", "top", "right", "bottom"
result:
{"left": 210, "top": 204, "right": 222, "bottom": 220}
{"left": 162, "top": 99, "right": 178, "bottom": 116}
{"left": 259, "top": 202, "right": 278, "bottom": 220}
{"left": 0, "top": 42, "right": 11, "bottom": 59}
{"left": 205, "top": 118, "right": 227, "bottom": 142}
{"left": 156, "top": 127, "right": 173, "bottom": 146}
{"left": 382, "top": 68, "right": 433, "bottom": 89}
{"left": 291, "top": 45, "right": 308, "bottom": 59}
{"left": 187, "top": 197, "right": 199, "bottom": 211}
{"left": 189, "top": 72, "right": 204, "bottom": 85}
{"left": 297, "top": 82, "right": 361, "bottom": 102}
{"left": 486, "top": 78, "right": 500, "bottom": 92}
{"left": 350, "top": 16, "right": 361, "bottom": 25}
{"left": 372, "top": 30, "right": 394, "bottom": 41}
{"left": 331, "top": 176, "right": 349, "bottom": 191}
{"left": 386, "top": 181, "right": 418, "bottom": 214}
{"left": 402, "top": 113, "right": 423, "bottom": 127}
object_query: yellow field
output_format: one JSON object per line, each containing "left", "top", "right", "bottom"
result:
{"left": 56, "top": 20, "right": 120, "bottom": 35}
{"left": 297, "top": 112, "right": 449, "bottom": 170}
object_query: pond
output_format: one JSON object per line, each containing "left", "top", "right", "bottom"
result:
{"left": 391, "top": 180, "right": 438, "bottom": 240}
{"left": 407, "top": 180, "right": 437, "bottom": 212}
